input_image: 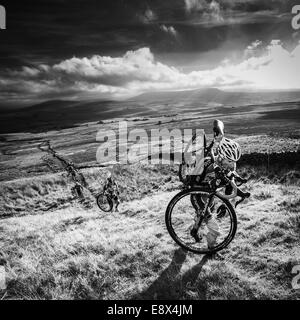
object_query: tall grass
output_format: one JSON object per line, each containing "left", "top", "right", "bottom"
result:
{"left": 0, "top": 154, "right": 299, "bottom": 300}
{"left": 0, "top": 164, "right": 180, "bottom": 217}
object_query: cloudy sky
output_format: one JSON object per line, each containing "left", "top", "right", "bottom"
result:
{"left": 0, "top": 0, "right": 300, "bottom": 107}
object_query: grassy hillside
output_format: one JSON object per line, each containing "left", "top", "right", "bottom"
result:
{"left": 1, "top": 151, "right": 299, "bottom": 217}
{"left": 0, "top": 181, "right": 299, "bottom": 299}
{"left": 0, "top": 164, "right": 179, "bottom": 217}
{"left": 0, "top": 155, "right": 300, "bottom": 300}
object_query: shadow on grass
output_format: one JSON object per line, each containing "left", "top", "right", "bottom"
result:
{"left": 131, "top": 248, "right": 209, "bottom": 300}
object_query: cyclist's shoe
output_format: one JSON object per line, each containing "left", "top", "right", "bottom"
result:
{"left": 216, "top": 204, "right": 227, "bottom": 219}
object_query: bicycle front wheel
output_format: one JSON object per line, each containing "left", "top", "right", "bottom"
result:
{"left": 96, "top": 193, "right": 113, "bottom": 212}
{"left": 165, "top": 188, "right": 237, "bottom": 254}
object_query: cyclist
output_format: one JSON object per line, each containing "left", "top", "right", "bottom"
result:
{"left": 103, "top": 173, "right": 120, "bottom": 212}
{"left": 190, "top": 119, "right": 225, "bottom": 206}
{"left": 189, "top": 120, "right": 241, "bottom": 249}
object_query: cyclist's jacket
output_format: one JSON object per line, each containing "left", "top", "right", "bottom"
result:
{"left": 103, "top": 180, "right": 119, "bottom": 197}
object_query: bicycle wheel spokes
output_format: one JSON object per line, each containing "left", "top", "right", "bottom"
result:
{"left": 166, "top": 190, "right": 236, "bottom": 254}
{"left": 168, "top": 192, "right": 207, "bottom": 252}
{"left": 96, "top": 193, "right": 113, "bottom": 212}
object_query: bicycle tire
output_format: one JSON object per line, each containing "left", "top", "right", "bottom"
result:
{"left": 96, "top": 193, "right": 113, "bottom": 212}
{"left": 165, "top": 187, "right": 237, "bottom": 254}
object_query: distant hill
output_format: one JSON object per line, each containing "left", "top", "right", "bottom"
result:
{"left": 131, "top": 88, "right": 224, "bottom": 103}
{"left": 130, "top": 88, "right": 300, "bottom": 107}
{"left": 0, "top": 99, "right": 127, "bottom": 133}
{"left": 1, "top": 88, "right": 300, "bottom": 133}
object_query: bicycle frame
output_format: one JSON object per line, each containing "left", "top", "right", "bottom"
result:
{"left": 192, "top": 132, "right": 249, "bottom": 203}
{"left": 182, "top": 133, "right": 250, "bottom": 213}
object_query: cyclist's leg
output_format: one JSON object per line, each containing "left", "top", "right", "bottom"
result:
{"left": 190, "top": 193, "right": 220, "bottom": 248}
{"left": 206, "top": 216, "right": 220, "bottom": 249}
{"left": 105, "top": 190, "right": 115, "bottom": 211}
{"left": 114, "top": 195, "right": 120, "bottom": 212}
{"left": 190, "top": 193, "right": 210, "bottom": 242}
{"left": 190, "top": 193, "right": 205, "bottom": 212}
{"left": 215, "top": 184, "right": 233, "bottom": 218}
{"left": 190, "top": 191, "right": 215, "bottom": 214}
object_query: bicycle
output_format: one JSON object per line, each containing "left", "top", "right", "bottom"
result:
{"left": 178, "top": 128, "right": 216, "bottom": 186}
{"left": 38, "top": 141, "right": 115, "bottom": 212}
{"left": 96, "top": 190, "right": 114, "bottom": 212}
{"left": 165, "top": 122, "right": 250, "bottom": 254}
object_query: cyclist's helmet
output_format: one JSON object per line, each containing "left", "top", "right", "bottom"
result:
{"left": 217, "top": 137, "right": 241, "bottom": 162}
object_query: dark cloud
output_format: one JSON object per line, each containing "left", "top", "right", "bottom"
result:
{"left": 0, "top": 0, "right": 299, "bottom": 107}
{"left": 1, "top": 40, "right": 300, "bottom": 107}
{"left": 0, "top": 0, "right": 297, "bottom": 68}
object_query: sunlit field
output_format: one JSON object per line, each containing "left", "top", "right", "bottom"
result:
{"left": 1, "top": 97, "right": 300, "bottom": 299}
{"left": 1, "top": 0, "right": 300, "bottom": 302}
{"left": 0, "top": 148, "right": 299, "bottom": 299}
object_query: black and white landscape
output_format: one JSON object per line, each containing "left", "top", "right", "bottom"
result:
{"left": 0, "top": 0, "right": 299, "bottom": 300}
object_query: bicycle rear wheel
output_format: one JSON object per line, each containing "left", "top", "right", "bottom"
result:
{"left": 96, "top": 193, "right": 113, "bottom": 212}
{"left": 165, "top": 188, "right": 237, "bottom": 254}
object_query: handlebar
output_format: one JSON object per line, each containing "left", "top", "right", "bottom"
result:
{"left": 235, "top": 176, "right": 248, "bottom": 186}
{"left": 214, "top": 168, "right": 250, "bottom": 206}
